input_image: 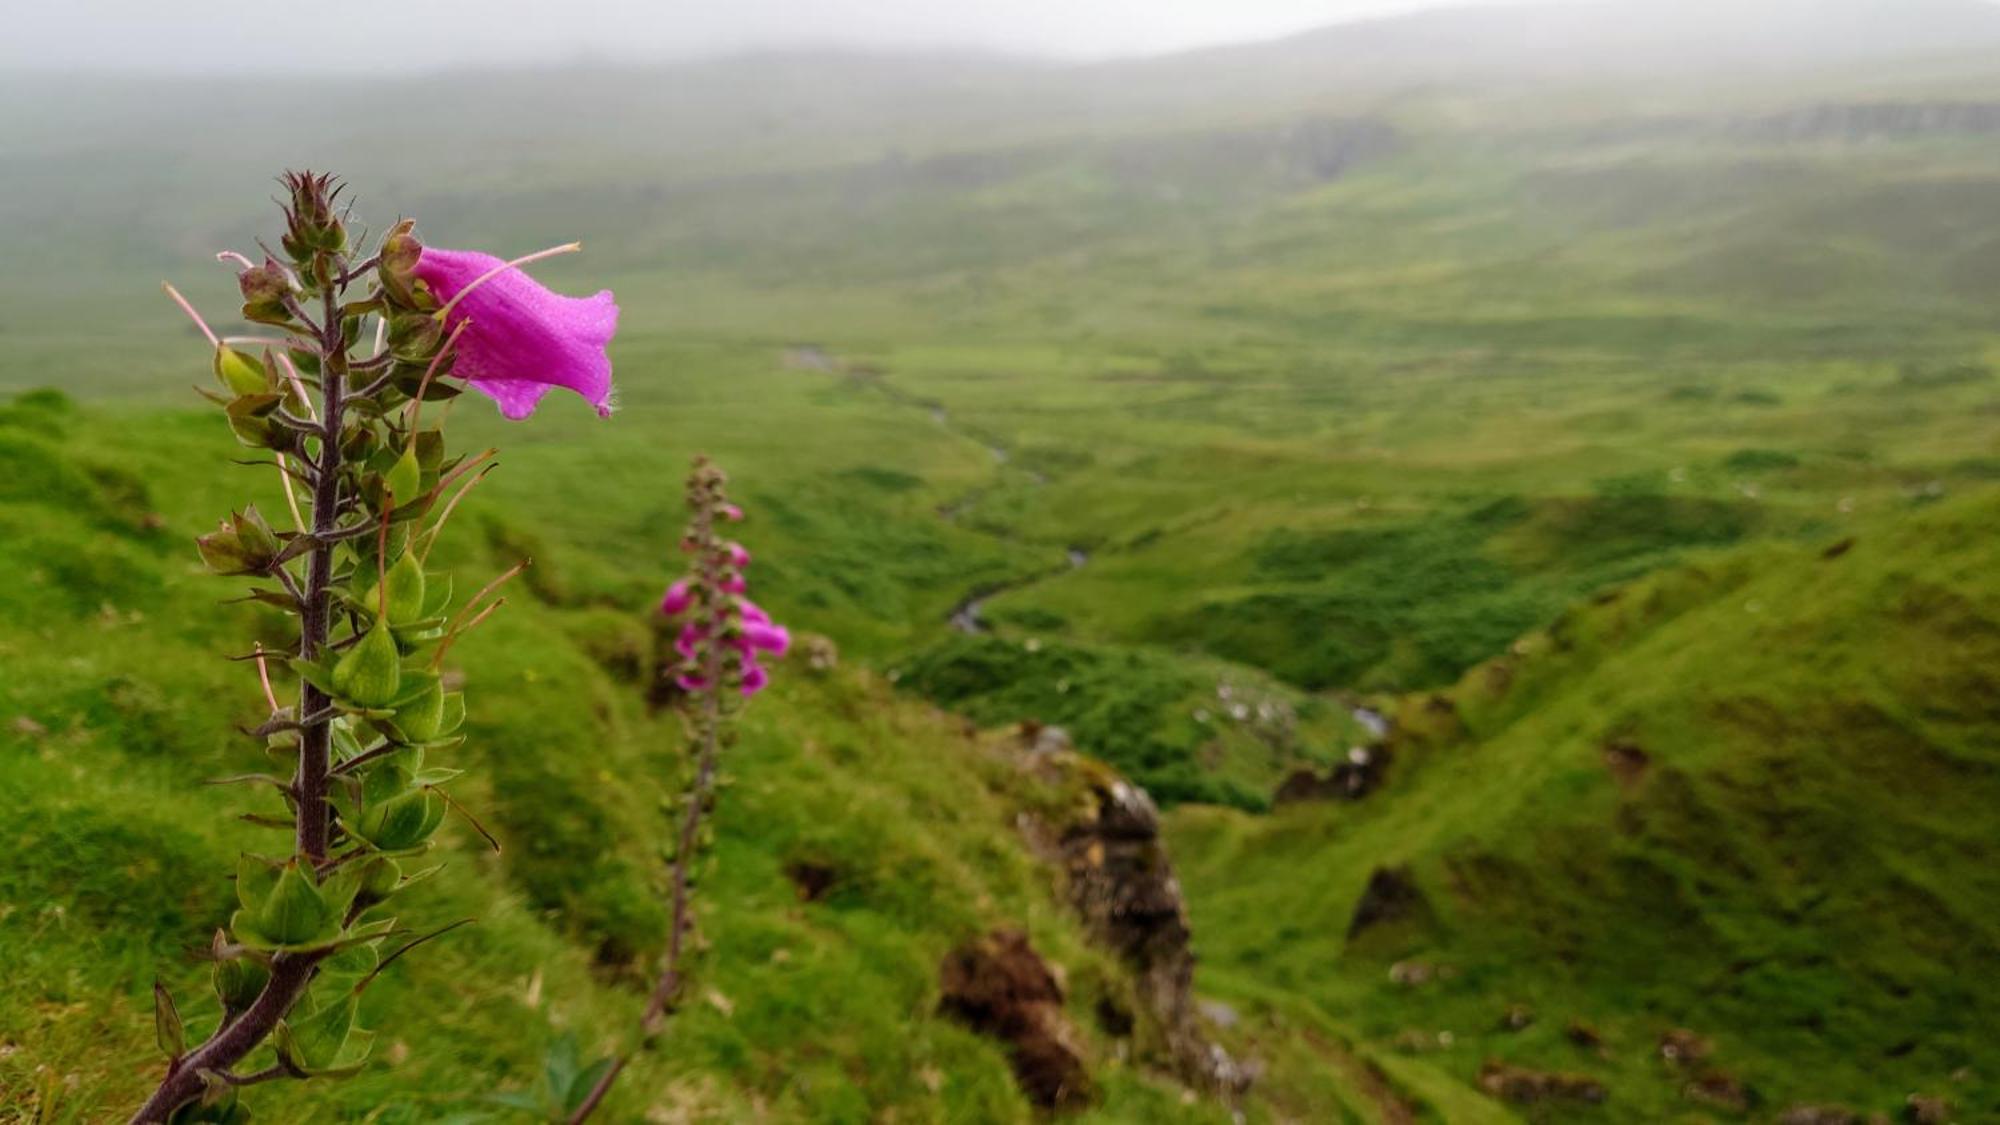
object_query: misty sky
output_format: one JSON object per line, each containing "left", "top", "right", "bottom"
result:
{"left": 9, "top": 0, "right": 1554, "bottom": 73}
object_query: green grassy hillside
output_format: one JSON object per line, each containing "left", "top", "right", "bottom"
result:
{"left": 1172, "top": 488, "right": 2000, "bottom": 1118}
{"left": 6, "top": 7, "right": 2000, "bottom": 1119}
{"left": 0, "top": 394, "right": 1256, "bottom": 1123}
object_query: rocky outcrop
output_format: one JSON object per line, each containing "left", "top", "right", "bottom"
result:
{"left": 1476, "top": 1060, "right": 1608, "bottom": 1106}
{"left": 938, "top": 929, "right": 1094, "bottom": 1111}
{"left": 1049, "top": 759, "right": 1251, "bottom": 1096}
{"left": 1346, "top": 866, "right": 1433, "bottom": 942}
{"left": 1777, "top": 1106, "right": 1891, "bottom": 1125}
{"left": 1273, "top": 744, "right": 1392, "bottom": 806}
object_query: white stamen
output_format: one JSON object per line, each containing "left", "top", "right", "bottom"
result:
{"left": 161, "top": 282, "right": 218, "bottom": 347}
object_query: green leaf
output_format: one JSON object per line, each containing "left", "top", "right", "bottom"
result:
{"left": 277, "top": 993, "right": 376, "bottom": 1077}
{"left": 563, "top": 1056, "right": 616, "bottom": 1116}
{"left": 153, "top": 981, "right": 186, "bottom": 1061}
{"left": 422, "top": 572, "right": 454, "bottom": 618}
{"left": 393, "top": 677, "right": 447, "bottom": 742}
{"left": 290, "top": 657, "right": 339, "bottom": 699}
{"left": 356, "top": 788, "right": 445, "bottom": 852}
{"left": 332, "top": 620, "right": 403, "bottom": 708}
{"left": 361, "top": 748, "right": 420, "bottom": 805}
{"left": 318, "top": 940, "right": 381, "bottom": 987}
{"left": 235, "top": 854, "right": 282, "bottom": 913}
{"left": 212, "top": 954, "right": 269, "bottom": 1014}
{"left": 543, "top": 1034, "right": 580, "bottom": 1109}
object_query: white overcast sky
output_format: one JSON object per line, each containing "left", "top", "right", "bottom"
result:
{"left": 7, "top": 0, "right": 1557, "bottom": 72}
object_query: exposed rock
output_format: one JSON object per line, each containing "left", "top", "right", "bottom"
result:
{"left": 1056, "top": 762, "right": 1251, "bottom": 1096}
{"left": 1016, "top": 719, "right": 1074, "bottom": 755}
{"left": 1602, "top": 740, "right": 1651, "bottom": 787}
{"left": 1388, "top": 961, "right": 1435, "bottom": 987}
{"left": 938, "top": 929, "right": 1093, "bottom": 1111}
{"left": 1682, "top": 1070, "right": 1756, "bottom": 1114}
{"left": 1565, "top": 1018, "right": 1605, "bottom": 1053}
{"left": 1905, "top": 1094, "right": 1953, "bottom": 1124}
{"left": 1778, "top": 1106, "right": 1890, "bottom": 1125}
{"left": 802, "top": 633, "right": 839, "bottom": 673}
{"left": 1272, "top": 744, "right": 1392, "bottom": 806}
{"left": 783, "top": 860, "right": 837, "bottom": 902}
{"left": 780, "top": 343, "right": 840, "bottom": 372}
{"left": 1735, "top": 101, "right": 2000, "bottom": 144}
{"left": 1094, "top": 994, "right": 1135, "bottom": 1037}
{"left": 1498, "top": 1004, "right": 1536, "bottom": 1032}
{"left": 1658, "top": 1027, "right": 1714, "bottom": 1065}
{"left": 1347, "top": 866, "right": 1432, "bottom": 941}
{"left": 1197, "top": 999, "right": 1239, "bottom": 1030}
{"left": 1476, "top": 1060, "right": 1608, "bottom": 1105}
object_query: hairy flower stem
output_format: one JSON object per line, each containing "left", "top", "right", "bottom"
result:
{"left": 569, "top": 496, "right": 730, "bottom": 1124}
{"left": 646, "top": 498, "right": 729, "bottom": 1037}
{"left": 297, "top": 286, "right": 347, "bottom": 861}
{"left": 129, "top": 283, "right": 351, "bottom": 1125}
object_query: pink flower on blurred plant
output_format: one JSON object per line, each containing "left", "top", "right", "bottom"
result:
{"left": 660, "top": 579, "right": 692, "bottom": 616}
{"left": 661, "top": 591, "right": 789, "bottom": 697}
{"left": 415, "top": 247, "right": 619, "bottom": 420}
{"left": 740, "top": 599, "right": 790, "bottom": 657}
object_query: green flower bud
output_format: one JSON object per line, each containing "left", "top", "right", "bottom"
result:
{"left": 378, "top": 219, "right": 424, "bottom": 309}
{"left": 212, "top": 954, "right": 269, "bottom": 1013}
{"left": 360, "top": 857, "right": 402, "bottom": 901}
{"left": 256, "top": 861, "right": 333, "bottom": 946}
{"left": 383, "top": 444, "right": 423, "bottom": 507}
{"left": 394, "top": 676, "right": 446, "bottom": 742}
{"left": 357, "top": 788, "right": 445, "bottom": 852}
{"left": 213, "top": 346, "right": 270, "bottom": 396}
{"left": 280, "top": 170, "right": 348, "bottom": 265}
{"left": 195, "top": 507, "right": 280, "bottom": 576}
{"left": 332, "top": 620, "right": 402, "bottom": 708}
{"left": 238, "top": 261, "right": 295, "bottom": 327}
{"left": 386, "top": 311, "right": 444, "bottom": 363}
{"left": 366, "top": 550, "right": 427, "bottom": 623}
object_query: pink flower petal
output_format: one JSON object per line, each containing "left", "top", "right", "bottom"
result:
{"left": 743, "top": 620, "right": 790, "bottom": 656}
{"left": 415, "top": 247, "right": 619, "bottom": 420}
{"left": 659, "top": 579, "right": 692, "bottom": 616}
{"left": 676, "top": 623, "right": 706, "bottom": 661}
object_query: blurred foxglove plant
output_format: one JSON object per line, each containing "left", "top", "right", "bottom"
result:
{"left": 133, "top": 171, "right": 617, "bottom": 1123}
{"left": 555, "top": 458, "right": 788, "bottom": 1124}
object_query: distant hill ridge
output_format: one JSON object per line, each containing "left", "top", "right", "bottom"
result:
{"left": 1118, "top": 0, "right": 2000, "bottom": 87}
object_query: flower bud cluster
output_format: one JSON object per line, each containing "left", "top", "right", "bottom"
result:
{"left": 658, "top": 460, "right": 790, "bottom": 701}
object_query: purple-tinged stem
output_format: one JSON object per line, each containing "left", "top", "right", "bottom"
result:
{"left": 128, "top": 276, "right": 350, "bottom": 1124}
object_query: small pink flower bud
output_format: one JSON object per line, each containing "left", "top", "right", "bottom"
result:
{"left": 659, "top": 579, "right": 692, "bottom": 616}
